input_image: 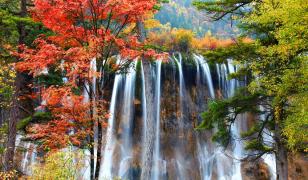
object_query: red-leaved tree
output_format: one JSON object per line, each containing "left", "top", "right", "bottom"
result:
{"left": 15, "top": 0, "right": 164, "bottom": 178}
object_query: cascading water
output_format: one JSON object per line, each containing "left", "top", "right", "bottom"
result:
{"left": 17, "top": 54, "right": 277, "bottom": 180}
{"left": 172, "top": 53, "right": 189, "bottom": 180}
{"left": 99, "top": 58, "right": 123, "bottom": 179}
{"left": 152, "top": 60, "right": 162, "bottom": 180}
{"left": 196, "top": 138, "right": 214, "bottom": 180}
{"left": 15, "top": 135, "right": 37, "bottom": 176}
{"left": 21, "top": 143, "right": 31, "bottom": 172}
{"left": 118, "top": 63, "right": 137, "bottom": 178}
{"left": 193, "top": 54, "right": 215, "bottom": 98}
{"left": 194, "top": 56, "right": 247, "bottom": 180}
{"left": 194, "top": 54, "right": 218, "bottom": 180}
{"left": 226, "top": 60, "right": 244, "bottom": 180}
{"left": 141, "top": 61, "right": 147, "bottom": 163}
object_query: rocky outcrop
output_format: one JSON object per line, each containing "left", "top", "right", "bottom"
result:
{"left": 288, "top": 153, "right": 308, "bottom": 180}
{"left": 241, "top": 160, "right": 270, "bottom": 180}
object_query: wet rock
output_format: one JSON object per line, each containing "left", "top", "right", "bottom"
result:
{"left": 241, "top": 160, "right": 270, "bottom": 180}
{"left": 122, "top": 164, "right": 141, "bottom": 180}
{"left": 288, "top": 152, "right": 308, "bottom": 180}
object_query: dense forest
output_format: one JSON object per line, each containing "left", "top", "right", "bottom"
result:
{"left": 0, "top": 0, "right": 307, "bottom": 180}
{"left": 155, "top": 0, "right": 237, "bottom": 37}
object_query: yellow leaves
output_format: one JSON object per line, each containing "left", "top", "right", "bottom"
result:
{"left": 2, "top": 44, "right": 12, "bottom": 50}
{"left": 122, "top": 23, "right": 136, "bottom": 34}
{"left": 246, "top": 0, "right": 308, "bottom": 59}
{"left": 0, "top": 170, "right": 17, "bottom": 179}
{"left": 30, "top": 149, "right": 85, "bottom": 180}
{"left": 144, "top": 18, "right": 162, "bottom": 30}
{"left": 0, "top": 60, "right": 15, "bottom": 108}
{"left": 171, "top": 28, "right": 194, "bottom": 41}
{"left": 283, "top": 92, "right": 308, "bottom": 152}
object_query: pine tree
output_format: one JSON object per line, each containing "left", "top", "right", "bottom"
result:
{"left": 194, "top": 0, "right": 308, "bottom": 179}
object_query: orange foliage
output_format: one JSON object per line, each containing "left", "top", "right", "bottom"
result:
{"left": 16, "top": 0, "right": 163, "bottom": 79}
{"left": 148, "top": 27, "right": 254, "bottom": 52}
{"left": 14, "top": 0, "right": 164, "bottom": 150}
{"left": 28, "top": 86, "right": 109, "bottom": 149}
{"left": 192, "top": 35, "right": 234, "bottom": 50}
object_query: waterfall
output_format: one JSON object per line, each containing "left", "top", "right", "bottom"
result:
{"left": 173, "top": 53, "right": 189, "bottom": 180}
{"left": 194, "top": 57, "right": 246, "bottom": 180}
{"left": 152, "top": 60, "right": 162, "bottom": 180}
{"left": 21, "top": 143, "right": 31, "bottom": 172}
{"left": 216, "top": 64, "right": 221, "bottom": 90}
{"left": 118, "top": 63, "right": 137, "bottom": 178}
{"left": 260, "top": 105, "right": 277, "bottom": 180}
{"left": 197, "top": 138, "right": 214, "bottom": 180}
{"left": 215, "top": 63, "right": 233, "bottom": 180}
{"left": 193, "top": 54, "right": 215, "bottom": 98}
{"left": 194, "top": 54, "right": 221, "bottom": 180}
{"left": 141, "top": 61, "right": 147, "bottom": 162}
{"left": 173, "top": 53, "right": 185, "bottom": 131}
{"left": 227, "top": 59, "right": 236, "bottom": 97}
{"left": 17, "top": 54, "right": 277, "bottom": 180}
{"left": 226, "top": 60, "right": 243, "bottom": 180}
{"left": 173, "top": 53, "right": 185, "bottom": 100}
{"left": 99, "top": 59, "right": 123, "bottom": 179}
{"left": 15, "top": 135, "right": 37, "bottom": 176}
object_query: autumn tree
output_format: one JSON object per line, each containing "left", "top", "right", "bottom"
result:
{"left": 15, "top": 0, "right": 163, "bottom": 178}
{"left": 194, "top": 0, "right": 307, "bottom": 179}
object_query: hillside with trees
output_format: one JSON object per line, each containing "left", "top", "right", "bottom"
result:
{"left": 155, "top": 0, "right": 238, "bottom": 37}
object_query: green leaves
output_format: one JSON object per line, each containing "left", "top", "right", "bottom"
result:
{"left": 283, "top": 92, "right": 308, "bottom": 152}
{"left": 198, "top": 88, "right": 263, "bottom": 148}
{"left": 244, "top": 139, "right": 272, "bottom": 152}
{"left": 193, "top": 0, "right": 254, "bottom": 20}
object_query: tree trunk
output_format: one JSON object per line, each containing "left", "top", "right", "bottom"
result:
{"left": 3, "top": 92, "right": 18, "bottom": 171}
{"left": 18, "top": 0, "right": 27, "bottom": 44}
{"left": 275, "top": 123, "right": 288, "bottom": 180}
{"left": 90, "top": 134, "right": 95, "bottom": 180}
{"left": 95, "top": 121, "right": 102, "bottom": 179}
{"left": 3, "top": 0, "right": 29, "bottom": 172}
{"left": 137, "top": 20, "right": 156, "bottom": 180}
{"left": 274, "top": 102, "right": 288, "bottom": 180}
{"left": 88, "top": 88, "right": 95, "bottom": 180}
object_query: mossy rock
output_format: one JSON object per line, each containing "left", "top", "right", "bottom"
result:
{"left": 17, "top": 111, "right": 53, "bottom": 130}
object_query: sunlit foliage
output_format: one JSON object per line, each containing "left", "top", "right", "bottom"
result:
{"left": 148, "top": 26, "right": 252, "bottom": 52}
{"left": 0, "top": 62, "right": 15, "bottom": 108}
{"left": 30, "top": 149, "right": 85, "bottom": 180}
{"left": 0, "top": 170, "right": 17, "bottom": 179}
